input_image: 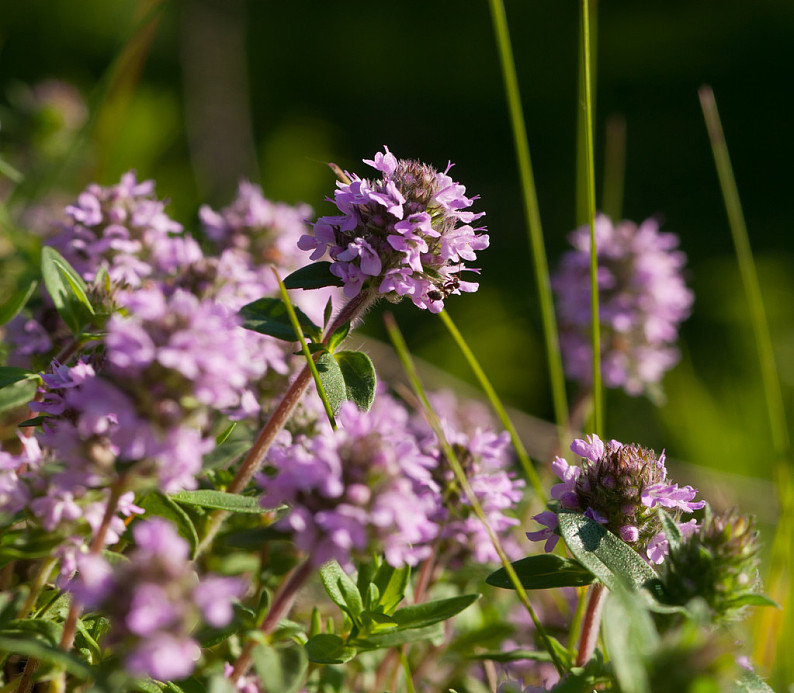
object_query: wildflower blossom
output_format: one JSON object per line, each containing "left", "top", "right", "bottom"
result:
{"left": 297, "top": 146, "right": 489, "bottom": 312}
{"left": 403, "top": 390, "right": 524, "bottom": 564}
{"left": 259, "top": 400, "right": 439, "bottom": 568}
{"left": 48, "top": 171, "right": 191, "bottom": 287}
{"left": 69, "top": 518, "right": 244, "bottom": 680}
{"left": 527, "top": 434, "right": 704, "bottom": 561}
{"left": 552, "top": 214, "right": 693, "bottom": 396}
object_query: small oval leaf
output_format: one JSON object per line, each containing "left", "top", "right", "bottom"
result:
{"left": 40, "top": 246, "right": 94, "bottom": 334}
{"left": 239, "top": 297, "right": 321, "bottom": 342}
{"left": 334, "top": 350, "right": 376, "bottom": 412}
{"left": 0, "top": 279, "right": 38, "bottom": 326}
{"left": 486, "top": 554, "right": 596, "bottom": 590}
{"left": 169, "top": 490, "right": 265, "bottom": 514}
{"left": 284, "top": 262, "right": 344, "bottom": 290}
{"left": 315, "top": 352, "right": 346, "bottom": 413}
{"left": 304, "top": 634, "right": 356, "bottom": 664}
{"left": 390, "top": 593, "right": 480, "bottom": 630}
{"left": 558, "top": 512, "right": 661, "bottom": 597}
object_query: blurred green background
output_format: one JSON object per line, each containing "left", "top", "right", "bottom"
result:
{"left": 2, "top": 0, "right": 794, "bottom": 503}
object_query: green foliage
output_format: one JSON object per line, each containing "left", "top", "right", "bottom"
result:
{"left": 486, "top": 554, "right": 596, "bottom": 590}
{"left": 40, "top": 245, "right": 94, "bottom": 334}
{"left": 169, "top": 490, "right": 265, "bottom": 514}
{"left": 0, "top": 278, "right": 37, "bottom": 325}
{"left": 333, "top": 350, "right": 376, "bottom": 412}
{"left": 239, "top": 297, "right": 322, "bottom": 342}
{"left": 283, "top": 262, "right": 344, "bottom": 290}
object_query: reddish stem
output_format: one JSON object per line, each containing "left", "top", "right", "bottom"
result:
{"left": 228, "top": 559, "right": 313, "bottom": 683}
{"left": 575, "top": 582, "right": 607, "bottom": 666}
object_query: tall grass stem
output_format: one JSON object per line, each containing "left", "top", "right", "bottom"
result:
{"left": 581, "top": 0, "right": 603, "bottom": 438}
{"left": 274, "top": 270, "right": 337, "bottom": 430}
{"left": 486, "top": 0, "right": 569, "bottom": 452}
{"left": 438, "top": 310, "right": 546, "bottom": 502}
{"left": 384, "top": 313, "right": 564, "bottom": 676}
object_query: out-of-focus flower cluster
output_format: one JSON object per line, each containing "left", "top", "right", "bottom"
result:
{"left": 528, "top": 433, "right": 704, "bottom": 563}
{"left": 297, "top": 146, "right": 489, "bottom": 312}
{"left": 259, "top": 388, "right": 524, "bottom": 569}
{"left": 71, "top": 518, "right": 243, "bottom": 680}
{"left": 553, "top": 214, "right": 693, "bottom": 396}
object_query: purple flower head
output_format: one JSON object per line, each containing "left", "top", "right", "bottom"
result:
{"left": 49, "top": 171, "right": 186, "bottom": 287}
{"left": 260, "top": 400, "right": 440, "bottom": 568}
{"left": 552, "top": 214, "right": 694, "bottom": 396}
{"left": 298, "top": 147, "right": 488, "bottom": 311}
{"left": 76, "top": 517, "right": 243, "bottom": 680}
{"left": 396, "top": 388, "right": 524, "bottom": 565}
{"left": 528, "top": 434, "right": 703, "bottom": 561}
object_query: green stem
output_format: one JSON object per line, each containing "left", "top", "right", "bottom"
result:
{"left": 16, "top": 557, "right": 57, "bottom": 619}
{"left": 581, "top": 0, "right": 603, "bottom": 439}
{"left": 384, "top": 313, "right": 564, "bottom": 676}
{"left": 487, "top": 0, "right": 569, "bottom": 453}
{"left": 698, "top": 86, "right": 789, "bottom": 457}
{"left": 699, "top": 86, "right": 792, "bottom": 685}
{"left": 576, "top": 0, "right": 598, "bottom": 226}
{"left": 196, "top": 289, "right": 377, "bottom": 557}
{"left": 274, "top": 269, "right": 337, "bottom": 430}
{"left": 438, "top": 310, "right": 546, "bottom": 502}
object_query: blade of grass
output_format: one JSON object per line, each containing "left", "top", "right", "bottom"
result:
{"left": 576, "top": 0, "right": 598, "bottom": 226}
{"left": 581, "top": 0, "right": 603, "bottom": 438}
{"left": 698, "top": 87, "right": 789, "bottom": 457}
{"left": 487, "top": 0, "right": 569, "bottom": 453}
{"left": 384, "top": 312, "right": 564, "bottom": 676}
{"left": 274, "top": 269, "right": 337, "bottom": 431}
{"left": 438, "top": 309, "right": 546, "bottom": 503}
{"left": 698, "top": 85, "right": 791, "bottom": 685}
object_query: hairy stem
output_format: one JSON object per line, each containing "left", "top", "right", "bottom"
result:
{"left": 228, "top": 560, "right": 314, "bottom": 683}
{"left": 196, "top": 289, "right": 377, "bottom": 557}
{"left": 576, "top": 582, "right": 606, "bottom": 666}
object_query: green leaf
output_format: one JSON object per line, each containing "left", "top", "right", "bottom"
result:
{"left": 215, "top": 422, "right": 237, "bottom": 445}
{"left": 558, "top": 512, "right": 661, "bottom": 596}
{"left": 733, "top": 668, "right": 776, "bottom": 692}
{"left": 0, "top": 635, "right": 91, "bottom": 678}
{"left": 0, "top": 367, "right": 40, "bottom": 414}
{"left": 354, "top": 622, "right": 445, "bottom": 650}
{"left": 373, "top": 562, "right": 410, "bottom": 615}
{"left": 326, "top": 321, "right": 350, "bottom": 352}
{"left": 240, "top": 297, "right": 321, "bottom": 342}
{"left": 724, "top": 593, "right": 780, "bottom": 609}
{"left": 0, "top": 279, "right": 38, "bottom": 326}
{"left": 334, "top": 350, "right": 377, "bottom": 412}
{"left": 169, "top": 490, "right": 264, "bottom": 514}
{"left": 390, "top": 593, "right": 480, "bottom": 630}
{"left": 0, "top": 529, "right": 62, "bottom": 568}
{"left": 137, "top": 491, "right": 199, "bottom": 558}
{"left": 18, "top": 415, "right": 50, "bottom": 427}
{"left": 0, "top": 365, "right": 40, "bottom": 389}
{"left": 319, "top": 560, "right": 363, "bottom": 622}
{"left": 133, "top": 680, "right": 163, "bottom": 693}
{"left": 203, "top": 440, "right": 250, "bottom": 471}
{"left": 315, "top": 352, "right": 346, "bottom": 413}
{"left": 304, "top": 634, "right": 357, "bottom": 664}
{"left": 323, "top": 296, "right": 334, "bottom": 329}
{"left": 251, "top": 642, "right": 308, "bottom": 693}
{"left": 657, "top": 508, "right": 682, "bottom": 553}
{"left": 602, "top": 587, "right": 657, "bottom": 693}
{"left": 486, "top": 554, "right": 596, "bottom": 590}
{"left": 283, "top": 262, "right": 344, "bottom": 290}
{"left": 40, "top": 245, "right": 95, "bottom": 334}
{"left": 1, "top": 618, "right": 62, "bottom": 645}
